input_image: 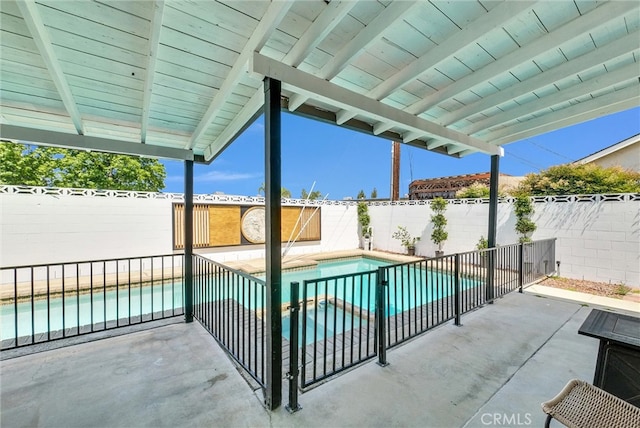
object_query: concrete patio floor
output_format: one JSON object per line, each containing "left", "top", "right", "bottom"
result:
{"left": 0, "top": 292, "right": 612, "bottom": 427}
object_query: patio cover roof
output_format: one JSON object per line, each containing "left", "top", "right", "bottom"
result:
{"left": 1, "top": 0, "right": 639, "bottom": 162}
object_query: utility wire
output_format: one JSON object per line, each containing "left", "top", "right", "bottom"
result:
{"left": 524, "top": 138, "right": 574, "bottom": 163}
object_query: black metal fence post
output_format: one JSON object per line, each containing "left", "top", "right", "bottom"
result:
{"left": 486, "top": 248, "right": 495, "bottom": 304}
{"left": 518, "top": 243, "right": 524, "bottom": 293}
{"left": 286, "top": 282, "right": 302, "bottom": 413}
{"left": 376, "top": 267, "right": 389, "bottom": 367}
{"left": 454, "top": 254, "right": 462, "bottom": 326}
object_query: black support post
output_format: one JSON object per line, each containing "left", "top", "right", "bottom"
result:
{"left": 454, "top": 254, "right": 462, "bottom": 326}
{"left": 264, "top": 77, "right": 282, "bottom": 410}
{"left": 486, "top": 155, "right": 499, "bottom": 303}
{"left": 286, "top": 282, "right": 302, "bottom": 413}
{"left": 376, "top": 266, "right": 389, "bottom": 367}
{"left": 184, "top": 159, "right": 194, "bottom": 323}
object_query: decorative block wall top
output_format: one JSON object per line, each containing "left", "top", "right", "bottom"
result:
{"left": 1, "top": 185, "right": 637, "bottom": 204}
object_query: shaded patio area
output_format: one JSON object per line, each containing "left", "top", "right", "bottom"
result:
{"left": 1, "top": 292, "right": 604, "bottom": 427}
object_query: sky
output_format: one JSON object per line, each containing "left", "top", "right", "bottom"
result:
{"left": 161, "top": 106, "right": 640, "bottom": 199}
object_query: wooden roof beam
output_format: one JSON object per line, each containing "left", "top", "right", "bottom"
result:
{"left": 17, "top": 0, "right": 84, "bottom": 135}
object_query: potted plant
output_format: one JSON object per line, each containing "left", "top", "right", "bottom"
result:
{"left": 357, "top": 201, "right": 372, "bottom": 250}
{"left": 476, "top": 235, "right": 488, "bottom": 267}
{"left": 514, "top": 193, "right": 537, "bottom": 243}
{"left": 392, "top": 226, "right": 420, "bottom": 255}
{"left": 430, "top": 197, "right": 448, "bottom": 257}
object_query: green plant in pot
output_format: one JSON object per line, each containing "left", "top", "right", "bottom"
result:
{"left": 430, "top": 197, "right": 449, "bottom": 257}
{"left": 476, "top": 235, "right": 488, "bottom": 267}
{"left": 513, "top": 193, "right": 536, "bottom": 243}
{"left": 357, "top": 201, "right": 372, "bottom": 250}
{"left": 392, "top": 226, "right": 420, "bottom": 255}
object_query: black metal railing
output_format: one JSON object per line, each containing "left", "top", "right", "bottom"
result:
{"left": 297, "top": 270, "right": 378, "bottom": 389}
{"left": 287, "top": 239, "right": 556, "bottom": 403}
{"left": 0, "top": 254, "right": 185, "bottom": 350}
{"left": 192, "top": 255, "right": 267, "bottom": 388}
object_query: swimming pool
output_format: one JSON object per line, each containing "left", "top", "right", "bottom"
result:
{"left": 282, "top": 301, "right": 365, "bottom": 346}
{"left": 258, "top": 256, "right": 390, "bottom": 306}
{"left": 199, "top": 256, "right": 478, "bottom": 315}
{"left": 1, "top": 283, "right": 183, "bottom": 341}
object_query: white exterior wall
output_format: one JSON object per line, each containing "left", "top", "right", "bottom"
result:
{"left": 1, "top": 193, "right": 174, "bottom": 266}
{"left": 1, "top": 187, "right": 637, "bottom": 286}
{"left": 532, "top": 197, "right": 639, "bottom": 286}
{"left": 0, "top": 188, "right": 358, "bottom": 267}
{"left": 369, "top": 195, "right": 639, "bottom": 286}
{"left": 590, "top": 144, "right": 640, "bottom": 171}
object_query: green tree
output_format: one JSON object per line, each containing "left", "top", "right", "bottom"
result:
{"left": 430, "top": 197, "right": 449, "bottom": 252}
{"left": 357, "top": 201, "right": 371, "bottom": 237}
{"left": 517, "top": 164, "right": 640, "bottom": 196}
{"left": 456, "top": 182, "right": 491, "bottom": 198}
{"left": 301, "top": 188, "right": 322, "bottom": 200}
{"left": 370, "top": 187, "right": 378, "bottom": 199}
{"left": 513, "top": 192, "right": 536, "bottom": 243}
{"left": 0, "top": 141, "right": 166, "bottom": 191}
{"left": 258, "top": 183, "right": 291, "bottom": 198}
{"left": 357, "top": 189, "right": 366, "bottom": 200}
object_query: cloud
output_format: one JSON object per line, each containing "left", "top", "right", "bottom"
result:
{"left": 196, "top": 170, "right": 259, "bottom": 182}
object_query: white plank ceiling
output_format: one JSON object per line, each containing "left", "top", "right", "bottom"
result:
{"left": 1, "top": 0, "right": 638, "bottom": 161}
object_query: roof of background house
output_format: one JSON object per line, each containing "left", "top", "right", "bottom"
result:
{"left": 573, "top": 133, "right": 640, "bottom": 165}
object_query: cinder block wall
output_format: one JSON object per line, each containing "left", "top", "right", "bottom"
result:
{"left": 0, "top": 188, "right": 358, "bottom": 267}
{"left": 369, "top": 195, "right": 639, "bottom": 286}
{"left": 1, "top": 187, "right": 637, "bottom": 286}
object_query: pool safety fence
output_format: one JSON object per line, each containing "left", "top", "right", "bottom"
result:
{"left": 192, "top": 255, "right": 267, "bottom": 388}
{"left": 286, "top": 239, "right": 556, "bottom": 407}
{"left": 0, "top": 254, "right": 185, "bottom": 350}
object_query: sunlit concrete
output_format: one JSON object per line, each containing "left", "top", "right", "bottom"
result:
{"left": 1, "top": 293, "right": 602, "bottom": 428}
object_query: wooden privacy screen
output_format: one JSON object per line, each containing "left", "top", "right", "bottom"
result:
{"left": 173, "top": 204, "right": 321, "bottom": 249}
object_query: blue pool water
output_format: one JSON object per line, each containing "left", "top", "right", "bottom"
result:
{"left": 282, "top": 302, "right": 364, "bottom": 346}
{"left": 1, "top": 283, "right": 183, "bottom": 341}
{"left": 259, "top": 257, "right": 389, "bottom": 305}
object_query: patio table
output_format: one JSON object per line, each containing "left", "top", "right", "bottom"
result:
{"left": 578, "top": 309, "right": 640, "bottom": 406}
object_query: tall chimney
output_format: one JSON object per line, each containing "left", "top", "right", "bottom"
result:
{"left": 391, "top": 141, "right": 400, "bottom": 201}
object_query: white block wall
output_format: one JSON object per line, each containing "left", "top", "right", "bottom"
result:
{"left": 1, "top": 187, "right": 637, "bottom": 286}
{"left": 1, "top": 193, "right": 174, "bottom": 266}
{"left": 533, "top": 199, "right": 639, "bottom": 286}
{"left": 0, "top": 189, "right": 358, "bottom": 267}
{"left": 368, "top": 196, "right": 639, "bottom": 286}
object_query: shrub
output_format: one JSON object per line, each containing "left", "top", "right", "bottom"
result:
{"left": 516, "top": 163, "right": 640, "bottom": 196}
{"left": 430, "top": 197, "right": 448, "bottom": 251}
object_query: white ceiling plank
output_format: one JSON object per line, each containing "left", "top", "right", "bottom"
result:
{"left": 283, "top": 0, "right": 356, "bottom": 67}
{"left": 321, "top": 1, "right": 417, "bottom": 80}
{"left": 335, "top": 109, "right": 354, "bottom": 125}
{"left": 490, "top": 89, "right": 640, "bottom": 145}
{"left": 141, "top": 0, "right": 165, "bottom": 143}
{"left": 402, "top": 130, "right": 424, "bottom": 143}
{"left": 0, "top": 124, "right": 193, "bottom": 160}
{"left": 203, "top": 90, "right": 264, "bottom": 161}
{"left": 464, "top": 61, "right": 640, "bottom": 135}
{"left": 334, "top": 109, "right": 357, "bottom": 124}
{"left": 287, "top": 1, "right": 417, "bottom": 112}
{"left": 187, "top": 0, "right": 294, "bottom": 149}
{"left": 406, "top": 1, "right": 635, "bottom": 116}
{"left": 371, "top": 0, "right": 536, "bottom": 101}
{"left": 16, "top": 0, "right": 84, "bottom": 135}
{"left": 373, "top": 121, "right": 394, "bottom": 135}
{"left": 440, "top": 31, "right": 640, "bottom": 126}
{"left": 252, "top": 52, "right": 503, "bottom": 156}
{"left": 426, "top": 140, "right": 448, "bottom": 150}
{"left": 447, "top": 145, "right": 467, "bottom": 155}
